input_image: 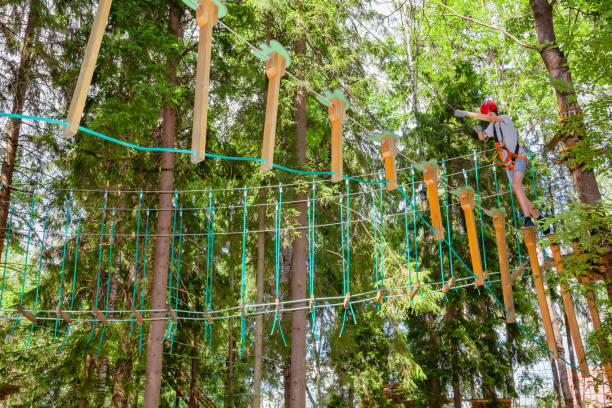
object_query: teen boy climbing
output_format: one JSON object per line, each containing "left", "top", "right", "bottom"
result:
{"left": 455, "top": 100, "right": 549, "bottom": 234}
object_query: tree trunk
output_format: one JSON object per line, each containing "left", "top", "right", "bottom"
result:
{"left": 283, "top": 360, "right": 291, "bottom": 408}
{"left": 529, "top": 0, "right": 601, "bottom": 206}
{"left": 188, "top": 346, "right": 198, "bottom": 408}
{"left": 564, "top": 312, "right": 583, "bottom": 407}
{"left": 80, "top": 354, "right": 95, "bottom": 408}
{"left": 289, "top": 37, "right": 308, "bottom": 408}
{"left": 0, "top": 0, "right": 39, "bottom": 259}
{"left": 251, "top": 200, "right": 266, "bottom": 408}
{"left": 551, "top": 359, "right": 563, "bottom": 408}
{"left": 142, "top": 4, "right": 182, "bottom": 406}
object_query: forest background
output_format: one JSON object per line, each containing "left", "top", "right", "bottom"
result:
{"left": 0, "top": 0, "right": 610, "bottom": 407}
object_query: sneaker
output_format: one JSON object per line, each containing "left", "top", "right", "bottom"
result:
{"left": 524, "top": 216, "right": 535, "bottom": 228}
{"left": 536, "top": 215, "right": 551, "bottom": 235}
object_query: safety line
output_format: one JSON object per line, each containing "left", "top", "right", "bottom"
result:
{"left": 54, "top": 191, "right": 72, "bottom": 341}
{"left": 87, "top": 191, "right": 108, "bottom": 344}
{"left": 130, "top": 192, "right": 143, "bottom": 338}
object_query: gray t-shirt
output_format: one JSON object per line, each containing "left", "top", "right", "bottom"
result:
{"left": 484, "top": 114, "right": 526, "bottom": 161}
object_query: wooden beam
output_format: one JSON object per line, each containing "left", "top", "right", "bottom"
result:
{"left": 522, "top": 228, "right": 558, "bottom": 359}
{"left": 91, "top": 306, "right": 107, "bottom": 325}
{"left": 441, "top": 276, "right": 456, "bottom": 295}
{"left": 422, "top": 161, "right": 444, "bottom": 241}
{"left": 578, "top": 273, "right": 612, "bottom": 384}
{"left": 549, "top": 240, "right": 588, "bottom": 376}
{"left": 492, "top": 209, "right": 516, "bottom": 323}
{"left": 261, "top": 50, "right": 286, "bottom": 171}
{"left": 381, "top": 133, "right": 397, "bottom": 190}
{"left": 458, "top": 187, "right": 484, "bottom": 287}
{"left": 56, "top": 307, "right": 72, "bottom": 324}
{"left": 190, "top": 0, "right": 222, "bottom": 163}
{"left": 16, "top": 306, "right": 37, "bottom": 324}
{"left": 329, "top": 97, "right": 346, "bottom": 183}
{"left": 63, "top": 0, "right": 113, "bottom": 137}
{"left": 410, "top": 281, "right": 420, "bottom": 300}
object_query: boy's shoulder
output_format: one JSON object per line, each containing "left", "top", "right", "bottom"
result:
{"left": 500, "top": 114, "right": 513, "bottom": 122}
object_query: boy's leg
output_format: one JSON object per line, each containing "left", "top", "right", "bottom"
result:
{"left": 511, "top": 170, "right": 539, "bottom": 219}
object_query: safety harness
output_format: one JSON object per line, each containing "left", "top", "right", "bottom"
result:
{"left": 492, "top": 122, "right": 528, "bottom": 172}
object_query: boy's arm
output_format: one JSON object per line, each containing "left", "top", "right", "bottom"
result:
{"left": 455, "top": 110, "right": 505, "bottom": 123}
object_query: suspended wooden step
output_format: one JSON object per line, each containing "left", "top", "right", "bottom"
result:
{"left": 522, "top": 227, "right": 558, "bottom": 359}
{"left": 548, "top": 238, "right": 588, "bottom": 376}
{"left": 16, "top": 306, "right": 37, "bottom": 324}
{"left": 491, "top": 208, "right": 515, "bottom": 323}
{"left": 253, "top": 41, "right": 290, "bottom": 172}
{"left": 64, "top": 0, "right": 113, "bottom": 137}
{"left": 189, "top": 0, "right": 228, "bottom": 163}
{"left": 318, "top": 89, "right": 348, "bottom": 182}
{"left": 457, "top": 187, "right": 484, "bottom": 287}
{"left": 381, "top": 131, "right": 398, "bottom": 190}
{"left": 421, "top": 160, "right": 444, "bottom": 241}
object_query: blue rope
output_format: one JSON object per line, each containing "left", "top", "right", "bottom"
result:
{"left": 87, "top": 191, "right": 108, "bottom": 344}
{"left": 270, "top": 187, "right": 286, "bottom": 346}
{"left": 411, "top": 169, "right": 421, "bottom": 298}
{"left": 170, "top": 208, "right": 184, "bottom": 352}
{"left": 26, "top": 209, "right": 49, "bottom": 351}
{"left": 163, "top": 192, "right": 179, "bottom": 343}
{"left": 139, "top": 209, "right": 150, "bottom": 356}
{"left": 54, "top": 191, "right": 73, "bottom": 341}
{"left": 441, "top": 162, "right": 456, "bottom": 292}
{"left": 239, "top": 188, "right": 248, "bottom": 357}
{"left": 308, "top": 182, "right": 318, "bottom": 341}
{"left": 130, "top": 192, "right": 144, "bottom": 338}
{"left": 97, "top": 208, "right": 116, "bottom": 354}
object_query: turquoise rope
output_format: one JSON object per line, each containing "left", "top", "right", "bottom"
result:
{"left": 493, "top": 165, "right": 501, "bottom": 208}
{"left": 411, "top": 169, "right": 421, "bottom": 298}
{"left": 401, "top": 187, "right": 412, "bottom": 293}
{"left": 163, "top": 192, "right": 179, "bottom": 343}
{"left": 205, "top": 192, "right": 215, "bottom": 349}
{"left": 239, "top": 188, "right": 248, "bottom": 357}
{"left": 54, "top": 191, "right": 73, "bottom": 340}
{"left": 0, "top": 208, "right": 13, "bottom": 307}
{"left": 87, "top": 191, "right": 108, "bottom": 344}
{"left": 130, "top": 192, "right": 144, "bottom": 338}
{"left": 473, "top": 152, "right": 488, "bottom": 272}
{"left": 26, "top": 209, "right": 49, "bottom": 351}
{"left": 345, "top": 183, "right": 356, "bottom": 322}
{"left": 439, "top": 240, "right": 447, "bottom": 302}
{"left": 0, "top": 113, "right": 401, "bottom": 184}
{"left": 379, "top": 183, "right": 384, "bottom": 290}
{"left": 270, "top": 187, "right": 286, "bottom": 346}
{"left": 57, "top": 214, "right": 82, "bottom": 354}
{"left": 441, "top": 163, "right": 456, "bottom": 292}
{"left": 339, "top": 194, "right": 347, "bottom": 336}
{"left": 7, "top": 191, "right": 37, "bottom": 343}
{"left": 372, "top": 193, "right": 381, "bottom": 298}
{"left": 139, "top": 209, "right": 150, "bottom": 356}
{"left": 170, "top": 209, "right": 184, "bottom": 352}
{"left": 97, "top": 208, "right": 116, "bottom": 354}
{"left": 308, "top": 183, "right": 318, "bottom": 340}
{"left": 205, "top": 191, "right": 213, "bottom": 345}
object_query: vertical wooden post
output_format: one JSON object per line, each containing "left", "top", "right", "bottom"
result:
{"left": 329, "top": 97, "right": 346, "bottom": 183}
{"left": 380, "top": 132, "right": 397, "bottom": 190}
{"left": 457, "top": 187, "right": 484, "bottom": 286}
{"left": 190, "top": 0, "right": 222, "bottom": 163}
{"left": 491, "top": 209, "right": 516, "bottom": 323}
{"left": 63, "top": 0, "right": 113, "bottom": 137}
{"left": 422, "top": 161, "right": 444, "bottom": 241}
{"left": 549, "top": 240, "right": 588, "bottom": 376}
{"left": 522, "top": 228, "right": 558, "bottom": 359}
{"left": 261, "top": 51, "right": 286, "bottom": 171}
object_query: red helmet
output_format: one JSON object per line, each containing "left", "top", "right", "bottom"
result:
{"left": 480, "top": 100, "right": 497, "bottom": 114}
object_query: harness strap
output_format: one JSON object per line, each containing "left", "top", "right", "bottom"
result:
{"left": 492, "top": 122, "right": 528, "bottom": 171}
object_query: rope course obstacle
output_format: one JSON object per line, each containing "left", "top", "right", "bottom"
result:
{"left": 1, "top": 0, "right": 610, "bottom": 404}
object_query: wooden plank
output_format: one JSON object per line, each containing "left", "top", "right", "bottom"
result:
{"left": 410, "top": 281, "right": 420, "bottom": 300}
{"left": 522, "top": 228, "right": 558, "bottom": 359}
{"left": 203, "top": 307, "right": 213, "bottom": 325}
{"left": 167, "top": 304, "right": 178, "bottom": 323}
{"left": 441, "top": 276, "right": 456, "bottom": 295}
{"left": 191, "top": 0, "right": 219, "bottom": 163}
{"left": 458, "top": 188, "right": 484, "bottom": 287}
{"left": 422, "top": 161, "right": 444, "bottom": 241}
{"left": 91, "top": 306, "right": 107, "bottom": 325}
{"left": 261, "top": 52, "right": 286, "bottom": 171}
{"left": 549, "top": 240, "right": 588, "bottom": 376}
{"left": 55, "top": 307, "right": 72, "bottom": 324}
{"left": 376, "top": 286, "right": 385, "bottom": 303}
{"left": 64, "top": 0, "right": 113, "bottom": 137}
{"left": 511, "top": 261, "right": 529, "bottom": 282}
{"left": 381, "top": 134, "right": 397, "bottom": 190}
{"left": 16, "top": 306, "right": 37, "bottom": 324}
{"left": 492, "top": 209, "right": 516, "bottom": 323}
{"left": 329, "top": 97, "right": 346, "bottom": 183}
{"left": 343, "top": 292, "right": 350, "bottom": 309}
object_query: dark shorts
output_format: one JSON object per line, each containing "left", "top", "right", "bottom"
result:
{"left": 506, "top": 157, "right": 527, "bottom": 185}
